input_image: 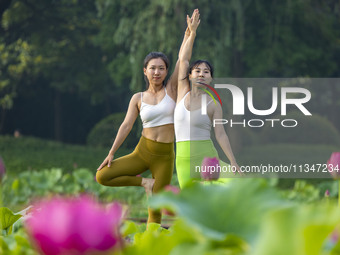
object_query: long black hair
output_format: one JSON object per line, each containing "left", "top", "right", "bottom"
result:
{"left": 143, "top": 52, "right": 170, "bottom": 89}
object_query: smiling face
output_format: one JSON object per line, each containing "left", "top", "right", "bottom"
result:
{"left": 189, "top": 63, "right": 213, "bottom": 86}
{"left": 143, "top": 58, "right": 168, "bottom": 86}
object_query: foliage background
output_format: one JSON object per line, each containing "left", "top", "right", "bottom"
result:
{"left": 1, "top": 0, "right": 340, "bottom": 145}
{"left": 1, "top": 2, "right": 340, "bottom": 253}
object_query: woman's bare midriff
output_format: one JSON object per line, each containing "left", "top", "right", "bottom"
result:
{"left": 141, "top": 124, "right": 175, "bottom": 143}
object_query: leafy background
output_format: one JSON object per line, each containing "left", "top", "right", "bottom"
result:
{"left": 1, "top": 1, "right": 340, "bottom": 253}
{"left": 1, "top": 0, "right": 340, "bottom": 144}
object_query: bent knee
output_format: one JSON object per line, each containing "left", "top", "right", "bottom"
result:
{"left": 95, "top": 169, "right": 109, "bottom": 185}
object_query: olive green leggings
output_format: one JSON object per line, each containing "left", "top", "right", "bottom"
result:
{"left": 96, "top": 136, "right": 174, "bottom": 224}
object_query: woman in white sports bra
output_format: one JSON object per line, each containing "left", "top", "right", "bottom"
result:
{"left": 174, "top": 10, "right": 241, "bottom": 188}
{"left": 96, "top": 10, "right": 199, "bottom": 225}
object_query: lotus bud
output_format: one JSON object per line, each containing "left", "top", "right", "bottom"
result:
{"left": 201, "top": 157, "right": 220, "bottom": 181}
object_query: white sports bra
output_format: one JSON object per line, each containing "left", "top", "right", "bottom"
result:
{"left": 174, "top": 92, "right": 213, "bottom": 142}
{"left": 140, "top": 87, "right": 176, "bottom": 128}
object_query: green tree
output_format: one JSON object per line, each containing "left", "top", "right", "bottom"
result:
{"left": 1, "top": 0, "right": 340, "bottom": 143}
{"left": 0, "top": 0, "right": 115, "bottom": 141}
{"left": 0, "top": 38, "right": 36, "bottom": 132}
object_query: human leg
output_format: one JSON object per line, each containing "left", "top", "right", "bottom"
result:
{"left": 147, "top": 156, "right": 174, "bottom": 224}
{"left": 175, "top": 141, "right": 195, "bottom": 188}
{"left": 144, "top": 139, "right": 175, "bottom": 224}
{"left": 96, "top": 136, "right": 175, "bottom": 225}
{"left": 176, "top": 155, "right": 192, "bottom": 188}
{"left": 96, "top": 139, "right": 148, "bottom": 187}
{"left": 176, "top": 140, "right": 233, "bottom": 188}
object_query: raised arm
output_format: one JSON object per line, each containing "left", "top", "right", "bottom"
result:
{"left": 97, "top": 93, "right": 140, "bottom": 170}
{"left": 177, "top": 9, "right": 200, "bottom": 102}
{"left": 167, "top": 9, "right": 196, "bottom": 97}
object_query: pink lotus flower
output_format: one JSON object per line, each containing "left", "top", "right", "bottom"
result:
{"left": 325, "top": 190, "right": 330, "bottom": 197}
{"left": 25, "top": 196, "right": 123, "bottom": 255}
{"left": 164, "top": 185, "right": 180, "bottom": 194}
{"left": 0, "top": 156, "right": 6, "bottom": 181}
{"left": 201, "top": 157, "right": 220, "bottom": 181}
{"left": 328, "top": 152, "right": 340, "bottom": 179}
{"left": 162, "top": 185, "right": 180, "bottom": 216}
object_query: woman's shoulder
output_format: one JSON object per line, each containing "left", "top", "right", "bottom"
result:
{"left": 208, "top": 100, "right": 222, "bottom": 116}
{"left": 131, "top": 92, "right": 143, "bottom": 99}
{"left": 130, "top": 92, "right": 143, "bottom": 104}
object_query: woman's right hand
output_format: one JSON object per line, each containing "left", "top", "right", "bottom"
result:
{"left": 97, "top": 153, "right": 114, "bottom": 171}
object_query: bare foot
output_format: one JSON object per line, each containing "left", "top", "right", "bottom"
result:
{"left": 141, "top": 178, "right": 155, "bottom": 197}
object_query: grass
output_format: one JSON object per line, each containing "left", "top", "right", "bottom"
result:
{"left": 0, "top": 135, "right": 132, "bottom": 176}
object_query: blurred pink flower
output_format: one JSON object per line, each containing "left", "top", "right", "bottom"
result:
{"left": 162, "top": 185, "right": 180, "bottom": 216}
{"left": 325, "top": 190, "right": 330, "bottom": 197}
{"left": 25, "top": 196, "right": 122, "bottom": 255}
{"left": 0, "top": 157, "right": 5, "bottom": 181}
{"left": 330, "top": 228, "right": 339, "bottom": 244}
{"left": 164, "top": 185, "right": 180, "bottom": 194}
{"left": 201, "top": 157, "right": 220, "bottom": 181}
{"left": 328, "top": 152, "right": 340, "bottom": 179}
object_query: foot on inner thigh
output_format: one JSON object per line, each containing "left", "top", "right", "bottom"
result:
{"left": 141, "top": 178, "right": 155, "bottom": 197}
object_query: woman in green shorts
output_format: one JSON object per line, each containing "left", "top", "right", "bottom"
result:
{"left": 96, "top": 10, "right": 198, "bottom": 224}
{"left": 174, "top": 11, "right": 241, "bottom": 188}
